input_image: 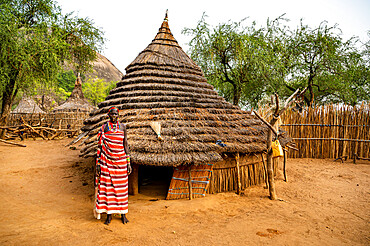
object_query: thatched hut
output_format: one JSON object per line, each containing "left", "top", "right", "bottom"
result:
{"left": 12, "top": 96, "right": 46, "bottom": 114}
{"left": 80, "top": 13, "right": 289, "bottom": 199}
{"left": 52, "top": 74, "right": 96, "bottom": 112}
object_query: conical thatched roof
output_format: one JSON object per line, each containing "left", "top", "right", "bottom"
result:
{"left": 80, "top": 13, "right": 277, "bottom": 166}
{"left": 52, "top": 74, "right": 96, "bottom": 112}
{"left": 12, "top": 96, "right": 45, "bottom": 114}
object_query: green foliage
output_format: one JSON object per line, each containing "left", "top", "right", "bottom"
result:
{"left": 57, "top": 70, "right": 76, "bottom": 93}
{"left": 283, "top": 21, "right": 369, "bottom": 106}
{"left": 57, "top": 87, "right": 71, "bottom": 102}
{"left": 82, "top": 78, "right": 116, "bottom": 106}
{"left": 183, "top": 14, "right": 267, "bottom": 107}
{"left": 0, "top": 0, "right": 104, "bottom": 125}
{"left": 184, "top": 14, "right": 369, "bottom": 108}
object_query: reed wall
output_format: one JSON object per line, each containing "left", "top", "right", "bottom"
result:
{"left": 208, "top": 154, "right": 281, "bottom": 193}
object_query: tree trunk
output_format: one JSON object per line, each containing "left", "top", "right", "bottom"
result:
{"left": 0, "top": 93, "right": 13, "bottom": 138}
{"left": 232, "top": 85, "right": 241, "bottom": 106}
{"left": 0, "top": 77, "right": 17, "bottom": 138}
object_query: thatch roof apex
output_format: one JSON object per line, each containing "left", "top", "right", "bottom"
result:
{"left": 126, "top": 12, "right": 198, "bottom": 71}
{"left": 75, "top": 73, "right": 82, "bottom": 86}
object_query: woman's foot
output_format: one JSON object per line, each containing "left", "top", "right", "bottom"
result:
{"left": 121, "top": 214, "right": 129, "bottom": 224}
{"left": 104, "top": 214, "right": 112, "bottom": 225}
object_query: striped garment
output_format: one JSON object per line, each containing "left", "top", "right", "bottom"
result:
{"left": 95, "top": 122, "right": 129, "bottom": 216}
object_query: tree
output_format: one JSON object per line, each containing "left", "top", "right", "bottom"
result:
{"left": 184, "top": 15, "right": 369, "bottom": 108}
{"left": 82, "top": 78, "right": 116, "bottom": 106}
{"left": 183, "top": 14, "right": 269, "bottom": 108}
{"left": 57, "top": 70, "right": 77, "bottom": 93}
{"left": 0, "top": 0, "right": 104, "bottom": 135}
{"left": 278, "top": 21, "right": 369, "bottom": 106}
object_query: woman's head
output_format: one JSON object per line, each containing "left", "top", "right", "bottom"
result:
{"left": 108, "top": 107, "right": 119, "bottom": 123}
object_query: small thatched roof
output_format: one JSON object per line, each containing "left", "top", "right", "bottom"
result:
{"left": 52, "top": 75, "right": 96, "bottom": 112}
{"left": 12, "top": 96, "right": 45, "bottom": 114}
{"left": 79, "top": 12, "right": 284, "bottom": 166}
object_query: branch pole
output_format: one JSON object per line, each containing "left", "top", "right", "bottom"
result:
{"left": 283, "top": 148, "right": 288, "bottom": 182}
{"left": 188, "top": 166, "right": 193, "bottom": 200}
{"left": 66, "top": 131, "right": 90, "bottom": 147}
{"left": 0, "top": 138, "right": 26, "bottom": 147}
{"left": 266, "top": 128, "right": 277, "bottom": 200}
{"left": 253, "top": 111, "right": 278, "bottom": 137}
{"left": 261, "top": 153, "right": 269, "bottom": 189}
{"left": 235, "top": 152, "right": 241, "bottom": 195}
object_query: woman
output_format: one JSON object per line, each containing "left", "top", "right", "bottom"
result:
{"left": 95, "top": 106, "right": 132, "bottom": 225}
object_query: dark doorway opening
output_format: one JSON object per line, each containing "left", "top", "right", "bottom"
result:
{"left": 138, "top": 165, "right": 173, "bottom": 199}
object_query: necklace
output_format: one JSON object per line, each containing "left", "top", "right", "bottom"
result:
{"left": 108, "top": 121, "right": 119, "bottom": 132}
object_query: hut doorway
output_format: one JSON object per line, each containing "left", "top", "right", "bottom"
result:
{"left": 138, "top": 165, "right": 173, "bottom": 199}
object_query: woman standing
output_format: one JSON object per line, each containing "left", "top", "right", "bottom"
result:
{"left": 95, "top": 107, "right": 132, "bottom": 225}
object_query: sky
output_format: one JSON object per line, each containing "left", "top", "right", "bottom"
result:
{"left": 58, "top": 0, "right": 370, "bottom": 74}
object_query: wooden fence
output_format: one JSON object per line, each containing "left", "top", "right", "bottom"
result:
{"left": 8, "top": 112, "right": 90, "bottom": 131}
{"left": 279, "top": 103, "right": 370, "bottom": 159}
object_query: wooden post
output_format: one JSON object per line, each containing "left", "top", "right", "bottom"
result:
{"left": 266, "top": 129, "right": 277, "bottom": 200}
{"left": 128, "top": 164, "right": 139, "bottom": 195}
{"left": 188, "top": 165, "right": 193, "bottom": 200}
{"left": 235, "top": 152, "right": 242, "bottom": 195}
{"left": 283, "top": 148, "right": 288, "bottom": 182}
{"left": 261, "top": 153, "right": 269, "bottom": 189}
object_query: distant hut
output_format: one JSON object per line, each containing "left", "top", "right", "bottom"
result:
{"left": 10, "top": 95, "right": 46, "bottom": 127}
{"left": 12, "top": 96, "right": 46, "bottom": 114}
{"left": 80, "top": 12, "right": 289, "bottom": 199}
{"left": 52, "top": 74, "right": 96, "bottom": 112}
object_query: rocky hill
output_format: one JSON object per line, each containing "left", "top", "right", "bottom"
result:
{"left": 86, "top": 53, "right": 123, "bottom": 82}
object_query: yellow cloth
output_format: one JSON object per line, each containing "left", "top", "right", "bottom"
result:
{"left": 272, "top": 140, "right": 284, "bottom": 157}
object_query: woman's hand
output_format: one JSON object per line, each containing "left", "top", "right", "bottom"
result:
{"left": 127, "top": 164, "right": 132, "bottom": 175}
{"left": 96, "top": 164, "right": 101, "bottom": 176}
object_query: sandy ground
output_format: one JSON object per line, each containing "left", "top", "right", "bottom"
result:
{"left": 0, "top": 139, "right": 369, "bottom": 246}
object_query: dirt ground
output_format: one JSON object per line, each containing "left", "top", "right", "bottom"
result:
{"left": 0, "top": 139, "right": 369, "bottom": 246}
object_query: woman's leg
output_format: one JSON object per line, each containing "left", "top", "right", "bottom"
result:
{"left": 121, "top": 214, "right": 129, "bottom": 224}
{"left": 104, "top": 214, "right": 112, "bottom": 225}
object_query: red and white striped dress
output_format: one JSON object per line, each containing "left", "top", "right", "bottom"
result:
{"left": 95, "top": 122, "right": 129, "bottom": 215}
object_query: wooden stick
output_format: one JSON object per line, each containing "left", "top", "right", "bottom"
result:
{"left": 49, "top": 130, "right": 62, "bottom": 140}
{"left": 235, "top": 152, "right": 241, "bottom": 195}
{"left": 281, "top": 124, "right": 369, "bottom": 127}
{"left": 286, "top": 145, "right": 299, "bottom": 151}
{"left": 281, "top": 89, "right": 300, "bottom": 113}
{"left": 188, "top": 165, "right": 193, "bottom": 200}
{"left": 261, "top": 153, "right": 269, "bottom": 189}
{"left": 20, "top": 118, "right": 47, "bottom": 140}
{"left": 65, "top": 131, "right": 89, "bottom": 147}
{"left": 293, "top": 138, "right": 370, "bottom": 142}
{"left": 0, "top": 138, "right": 26, "bottom": 147}
{"left": 354, "top": 154, "right": 370, "bottom": 161}
{"left": 253, "top": 111, "right": 278, "bottom": 137}
{"left": 283, "top": 148, "right": 287, "bottom": 182}
{"left": 266, "top": 129, "right": 277, "bottom": 200}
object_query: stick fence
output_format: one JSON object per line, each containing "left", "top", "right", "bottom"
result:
{"left": 8, "top": 112, "right": 90, "bottom": 131}
{"left": 278, "top": 103, "right": 370, "bottom": 159}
